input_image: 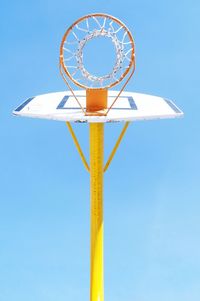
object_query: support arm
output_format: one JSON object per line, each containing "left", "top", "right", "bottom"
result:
{"left": 104, "top": 122, "right": 130, "bottom": 172}
{"left": 66, "top": 122, "right": 90, "bottom": 172}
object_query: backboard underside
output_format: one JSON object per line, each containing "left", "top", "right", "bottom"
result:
{"left": 13, "top": 90, "right": 183, "bottom": 123}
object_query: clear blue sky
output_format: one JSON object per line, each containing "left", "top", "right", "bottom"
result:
{"left": 1, "top": 1, "right": 200, "bottom": 300}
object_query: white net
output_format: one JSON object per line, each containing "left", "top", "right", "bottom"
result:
{"left": 60, "top": 14, "right": 135, "bottom": 89}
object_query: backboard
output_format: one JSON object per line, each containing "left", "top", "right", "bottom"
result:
{"left": 13, "top": 90, "right": 183, "bottom": 123}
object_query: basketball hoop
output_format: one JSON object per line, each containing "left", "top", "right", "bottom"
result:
{"left": 59, "top": 13, "right": 135, "bottom": 90}
{"left": 13, "top": 12, "right": 183, "bottom": 301}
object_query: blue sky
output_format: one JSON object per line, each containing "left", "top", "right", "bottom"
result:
{"left": 1, "top": 0, "right": 200, "bottom": 300}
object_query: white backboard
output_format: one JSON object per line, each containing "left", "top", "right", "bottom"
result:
{"left": 13, "top": 90, "right": 183, "bottom": 123}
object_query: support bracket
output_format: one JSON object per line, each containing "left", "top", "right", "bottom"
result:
{"left": 103, "top": 122, "right": 130, "bottom": 172}
{"left": 66, "top": 122, "right": 90, "bottom": 172}
{"left": 66, "top": 122, "right": 130, "bottom": 173}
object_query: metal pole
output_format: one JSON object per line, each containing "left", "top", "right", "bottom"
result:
{"left": 90, "top": 123, "right": 104, "bottom": 301}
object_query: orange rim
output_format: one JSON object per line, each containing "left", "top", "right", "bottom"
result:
{"left": 59, "top": 13, "right": 135, "bottom": 89}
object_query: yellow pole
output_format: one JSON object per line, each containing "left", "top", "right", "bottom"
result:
{"left": 90, "top": 123, "right": 104, "bottom": 301}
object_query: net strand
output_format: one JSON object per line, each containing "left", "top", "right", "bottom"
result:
{"left": 86, "top": 18, "right": 89, "bottom": 32}
{"left": 76, "top": 24, "right": 88, "bottom": 33}
{"left": 92, "top": 16, "right": 103, "bottom": 29}
{"left": 64, "top": 56, "right": 75, "bottom": 61}
{"left": 122, "top": 31, "right": 127, "bottom": 43}
{"left": 72, "top": 31, "right": 79, "bottom": 41}
{"left": 63, "top": 47, "right": 74, "bottom": 54}
{"left": 102, "top": 17, "right": 107, "bottom": 28}
{"left": 115, "top": 26, "right": 123, "bottom": 34}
